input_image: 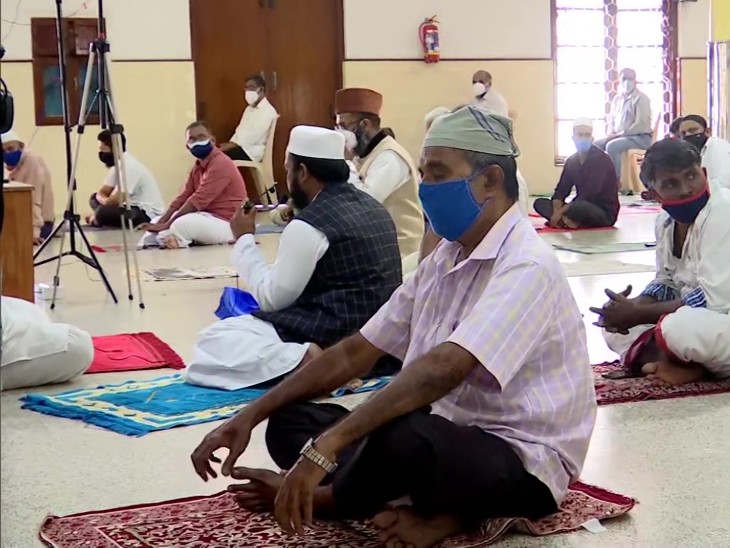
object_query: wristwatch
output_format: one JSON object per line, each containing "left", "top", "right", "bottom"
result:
{"left": 300, "top": 438, "right": 338, "bottom": 474}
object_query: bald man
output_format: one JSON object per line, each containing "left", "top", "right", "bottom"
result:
{"left": 594, "top": 68, "right": 653, "bottom": 178}
{"left": 471, "top": 70, "right": 509, "bottom": 117}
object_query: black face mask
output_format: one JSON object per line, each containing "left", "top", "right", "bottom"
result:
{"left": 684, "top": 133, "right": 709, "bottom": 153}
{"left": 98, "top": 151, "right": 115, "bottom": 168}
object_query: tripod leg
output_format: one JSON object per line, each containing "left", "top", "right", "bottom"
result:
{"left": 104, "top": 53, "right": 145, "bottom": 308}
{"left": 50, "top": 227, "right": 68, "bottom": 310}
{"left": 73, "top": 216, "right": 119, "bottom": 304}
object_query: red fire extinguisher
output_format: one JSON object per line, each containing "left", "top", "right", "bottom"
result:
{"left": 419, "top": 16, "right": 440, "bottom": 64}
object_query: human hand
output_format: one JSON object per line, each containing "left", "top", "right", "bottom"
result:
{"left": 219, "top": 142, "right": 235, "bottom": 152}
{"left": 549, "top": 206, "right": 566, "bottom": 228}
{"left": 33, "top": 235, "right": 43, "bottom": 246}
{"left": 590, "top": 285, "right": 635, "bottom": 333}
{"left": 230, "top": 201, "right": 256, "bottom": 239}
{"left": 136, "top": 222, "right": 169, "bottom": 233}
{"left": 274, "top": 457, "right": 329, "bottom": 535}
{"left": 280, "top": 206, "right": 295, "bottom": 224}
{"left": 190, "top": 416, "right": 254, "bottom": 481}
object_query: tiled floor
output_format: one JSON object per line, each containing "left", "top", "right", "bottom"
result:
{"left": 2, "top": 206, "right": 729, "bottom": 547}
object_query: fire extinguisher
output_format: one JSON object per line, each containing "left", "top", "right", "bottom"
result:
{"left": 419, "top": 16, "right": 440, "bottom": 64}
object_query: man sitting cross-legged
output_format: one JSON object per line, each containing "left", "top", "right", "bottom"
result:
{"left": 137, "top": 121, "right": 247, "bottom": 249}
{"left": 185, "top": 126, "right": 403, "bottom": 391}
{"left": 190, "top": 108, "right": 596, "bottom": 547}
{"left": 592, "top": 139, "right": 730, "bottom": 386}
{"left": 534, "top": 118, "right": 619, "bottom": 229}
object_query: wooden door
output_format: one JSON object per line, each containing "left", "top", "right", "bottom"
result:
{"left": 189, "top": 0, "right": 343, "bottom": 196}
{"left": 189, "top": 0, "right": 271, "bottom": 145}
{"left": 266, "top": 0, "right": 344, "bottom": 194}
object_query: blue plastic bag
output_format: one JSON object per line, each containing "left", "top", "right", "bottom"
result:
{"left": 214, "top": 287, "right": 260, "bottom": 320}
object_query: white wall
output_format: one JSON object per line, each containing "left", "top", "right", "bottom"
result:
{"left": 678, "top": 0, "right": 711, "bottom": 58}
{"left": 344, "top": 0, "right": 551, "bottom": 60}
{"left": 0, "top": 0, "right": 191, "bottom": 60}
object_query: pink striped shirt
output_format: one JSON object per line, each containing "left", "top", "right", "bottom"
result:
{"left": 361, "top": 205, "right": 596, "bottom": 503}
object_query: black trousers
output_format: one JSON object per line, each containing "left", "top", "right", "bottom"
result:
{"left": 89, "top": 193, "right": 151, "bottom": 228}
{"left": 533, "top": 197, "right": 614, "bottom": 228}
{"left": 265, "top": 403, "right": 557, "bottom": 527}
{"left": 224, "top": 144, "right": 252, "bottom": 161}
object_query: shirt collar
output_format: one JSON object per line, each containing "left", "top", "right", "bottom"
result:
{"left": 436, "top": 203, "right": 522, "bottom": 268}
{"left": 197, "top": 147, "right": 220, "bottom": 168}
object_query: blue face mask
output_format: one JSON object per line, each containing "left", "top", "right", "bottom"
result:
{"left": 418, "top": 169, "right": 487, "bottom": 242}
{"left": 661, "top": 185, "right": 710, "bottom": 224}
{"left": 188, "top": 139, "right": 214, "bottom": 160}
{"left": 4, "top": 149, "right": 23, "bottom": 169}
{"left": 573, "top": 137, "right": 592, "bottom": 155}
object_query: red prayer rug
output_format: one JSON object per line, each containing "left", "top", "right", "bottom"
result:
{"left": 594, "top": 361, "right": 730, "bottom": 406}
{"left": 39, "top": 482, "right": 634, "bottom": 547}
{"left": 87, "top": 333, "right": 185, "bottom": 374}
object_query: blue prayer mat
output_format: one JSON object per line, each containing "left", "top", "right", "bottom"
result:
{"left": 21, "top": 374, "right": 392, "bottom": 437}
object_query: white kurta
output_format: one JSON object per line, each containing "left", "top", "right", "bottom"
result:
{"left": 138, "top": 212, "right": 234, "bottom": 248}
{"left": 185, "top": 220, "right": 331, "bottom": 390}
{"left": 350, "top": 150, "right": 410, "bottom": 203}
{"left": 472, "top": 88, "right": 509, "bottom": 117}
{"left": 1, "top": 297, "right": 93, "bottom": 391}
{"left": 230, "top": 97, "right": 279, "bottom": 162}
{"left": 701, "top": 137, "right": 730, "bottom": 191}
{"left": 604, "top": 188, "right": 730, "bottom": 376}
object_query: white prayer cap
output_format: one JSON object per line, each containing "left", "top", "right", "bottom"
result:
{"left": 1, "top": 130, "right": 22, "bottom": 144}
{"left": 573, "top": 118, "right": 593, "bottom": 130}
{"left": 287, "top": 125, "right": 345, "bottom": 160}
{"left": 424, "top": 107, "right": 451, "bottom": 129}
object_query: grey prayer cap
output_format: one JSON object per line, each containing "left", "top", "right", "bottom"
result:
{"left": 423, "top": 106, "right": 520, "bottom": 157}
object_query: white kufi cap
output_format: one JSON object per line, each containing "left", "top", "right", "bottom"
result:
{"left": 573, "top": 118, "right": 593, "bottom": 130}
{"left": 287, "top": 126, "right": 345, "bottom": 160}
{"left": 1, "top": 130, "right": 22, "bottom": 144}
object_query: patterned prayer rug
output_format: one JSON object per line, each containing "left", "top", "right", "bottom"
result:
{"left": 87, "top": 333, "right": 185, "bottom": 374}
{"left": 594, "top": 361, "right": 730, "bottom": 406}
{"left": 38, "top": 482, "right": 635, "bottom": 547}
{"left": 21, "top": 375, "right": 392, "bottom": 436}
{"left": 553, "top": 241, "right": 656, "bottom": 254}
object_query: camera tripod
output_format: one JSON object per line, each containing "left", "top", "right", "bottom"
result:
{"left": 33, "top": 0, "right": 145, "bottom": 310}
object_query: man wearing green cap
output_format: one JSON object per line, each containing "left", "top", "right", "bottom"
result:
{"left": 191, "top": 107, "right": 595, "bottom": 547}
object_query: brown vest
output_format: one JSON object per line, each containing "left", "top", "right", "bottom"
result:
{"left": 357, "top": 136, "right": 424, "bottom": 259}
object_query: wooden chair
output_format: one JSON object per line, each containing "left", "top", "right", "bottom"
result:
{"left": 620, "top": 115, "right": 661, "bottom": 194}
{"left": 233, "top": 116, "right": 279, "bottom": 205}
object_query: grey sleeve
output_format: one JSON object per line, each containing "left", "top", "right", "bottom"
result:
{"left": 625, "top": 94, "right": 652, "bottom": 136}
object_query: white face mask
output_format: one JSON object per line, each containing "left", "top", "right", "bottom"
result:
{"left": 621, "top": 80, "right": 635, "bottom": 94}
{"left": 472, "top": 82, "right": 487, "bottom": 98}
{"left": 245, "top": 90, "right": 260, "bottom": 105}
{"left": 335, "top": 128, "right": 357, "bottom": 152}
{"left": 187, "top": 138, "right": 212, "bottom": 149}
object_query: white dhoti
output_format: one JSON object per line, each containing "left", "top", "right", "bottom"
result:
{"left": 185, "top": 315, "right": 310, "bottom": 390}
{"left": 139, "top": 212, "right": 233, "bottom": 248}
{"left": 604, "top": 307, "right": 730, "bottom": 378}
{"left": 1, "top": 326, "right": 93, "bottom": 391}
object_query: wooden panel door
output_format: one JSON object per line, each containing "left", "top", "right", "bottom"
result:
{"left": 189, "top": 0, "right": 271, "bottom": 145}
{"left": 266, "top": 0, "right": 344, "bottom": 194}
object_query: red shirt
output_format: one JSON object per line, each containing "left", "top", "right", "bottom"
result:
{"left": 169, "top": 148, "right": 247, "bottom": 220}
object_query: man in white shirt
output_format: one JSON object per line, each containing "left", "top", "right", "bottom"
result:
{"left": 678, "top": 114, "right": 730, "bottom": 190}
{"left": 219, "top": 75, "right": 278, "bottom": 163}
{"left": 592, "top": 139, "right": 730, "bottom": 387}
{"left": 186, "top": 126, "right": 402, "bottom": 391}
{"left": 87, "top": 130, "right": 165, "bottom": 228}
{"left": 471, "top": 70, "right": 509, "bottom": 117}
{"left": 335, "top": 88, "right": 424, "bottom": 269}
{"left": 1, "top": 296, "right": 93, "bottom": 391}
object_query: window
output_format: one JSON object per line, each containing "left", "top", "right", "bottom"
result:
{"left": 31, "top": 18, "right": 100, "bottom": 126}
{"left": 553, "top": 0, "right": 677, "bottom": 159}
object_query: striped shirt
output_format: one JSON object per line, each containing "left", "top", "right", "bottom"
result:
{"left": 361, "top": 205, "right": 596, "bottom": 503}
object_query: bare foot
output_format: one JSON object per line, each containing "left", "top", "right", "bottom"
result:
{"left": 642, "top": 359, "right": 705, "bottom": 387}
{"left": 228, "top": 467, "right": 335, "bottom": 515}
{"left": 373, "top": 507, "right": 462, "bottom": 548}
{"left": 85, "top": 213, "right": 98, "bottom": 226}
{"left": 228, "top": 467, "right": 283, "bottom": 513}
{"left": 160, "top": 235, "right": 180, "bottom": 249}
